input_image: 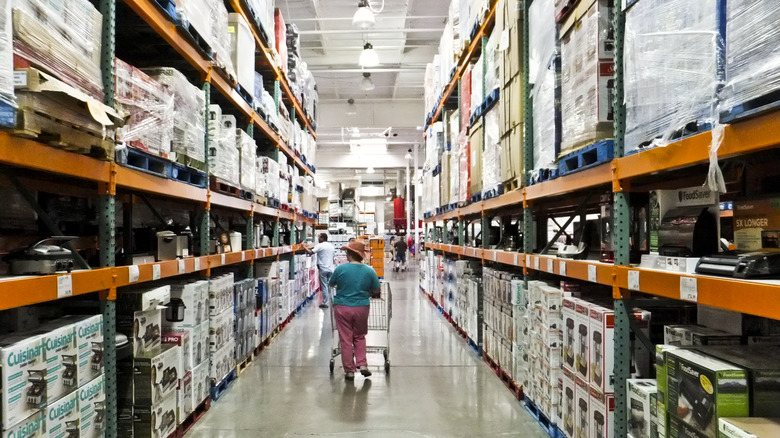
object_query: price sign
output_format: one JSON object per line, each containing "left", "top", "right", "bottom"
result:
{"left": 526, "top": 255, "right": 532, "bottom": 266}
{"left": 534, "top": 257, "right": 540, "bottom": 271}
{"left": 152, "top": 264, "right": 161, "bottom": 281}
{"left": 178, "top": 259, "right": 186, "bottom": 274}
{"left": 588, "top": 265, "right": 597, "bottom": 283}
{"left": 628, "top": 270, "right": 640, "bottom": 291}
{"left": 493, "top": 251, "right": 498, "bottom": 262}
{"left": 241, "top": 252, "right": 246, "bottom": 261}
{"left": 560, "top": 261, "right": 567, "bottom": 276}
{"left": 128, "top": 265, "right": 140, "bottom": 283}
{"left": 680, "top": 277, "right": 698, "bottom": 302}
{"left": 547, "top": 259, "right": 554, "bottom": 273}
{"left": 194, "top": 258, "right": 201, "bottom": 271}
{"left": 57, "top": 275, "right": 73, "bottom": 298}
{"left": 221, "top": 254, "right": 226, "bottom": 265}
{"left": 514, "top": 254, "right": 519, "bottom": 266}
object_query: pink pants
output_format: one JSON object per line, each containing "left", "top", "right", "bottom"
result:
{"left": 334, "top": 305, "right": 370, "bottom": 373}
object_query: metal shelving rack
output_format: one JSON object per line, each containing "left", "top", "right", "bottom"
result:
{"left": 0, "top": 2, "right": 317, "bottom": 437}
{"left": 422, "top": 0, "right": 780, "bottom": 436}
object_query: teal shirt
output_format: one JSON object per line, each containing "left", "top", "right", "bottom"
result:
{"left": 329, "top": 263, "right": 380, "bottom": 307}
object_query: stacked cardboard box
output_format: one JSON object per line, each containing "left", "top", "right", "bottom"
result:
{"left": 528, "top": 0, "right": 558, "bottom": 180}
{"left": 208, "top": 274, "right": 236, "bottom": 385}
{"left": 207, "top": 105, "right": 240, "bottom": 188}
{"left": 238, "top": 130, "right": 257, "bottom": 194}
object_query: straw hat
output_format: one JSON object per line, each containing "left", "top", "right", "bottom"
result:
{"left": 342, "top": 239, "right": 369, "bottom": 261}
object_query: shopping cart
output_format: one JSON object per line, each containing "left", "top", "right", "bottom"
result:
{"left": 329, "top": 281, "right": 392, "bottom": 374}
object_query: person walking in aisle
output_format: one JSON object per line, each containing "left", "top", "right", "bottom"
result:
{"left": 330, "top": 239, "right": 381, "bottom": 380}
{"left": 393, "top": 235, "right": 408, "bottom": 271}
{"left": 305, "top": 233, "right": 335, "bottom": 309}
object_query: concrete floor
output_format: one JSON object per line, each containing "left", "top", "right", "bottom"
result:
{"left": 188, "top": 265, "right": 549, "bottom": 438}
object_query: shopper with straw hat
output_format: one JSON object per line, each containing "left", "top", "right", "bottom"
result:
{"left": 329, "top": 239, "right": 381, "bottom": 380}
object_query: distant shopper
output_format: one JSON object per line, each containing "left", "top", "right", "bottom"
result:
{"left": 330, "top": 239, "right": 380, "bottom": 380}
{"left": 394, "top": 237, "right": 408, "bottom": 271}
{"left": 305, "top": 233, "right": 335, "bottom": 308}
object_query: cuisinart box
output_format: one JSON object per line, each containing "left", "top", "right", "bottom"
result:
{"left": 166, "top": 280, "right": 208, "bottom": 329}
{"left": 178, "top": 371, "right": 193, "bottom": 421}
{"left": 78, "top": 375, "right": 106, "bottom": 438}
{"left": 36, "top": 321, "right": 79, "bottom": 403}
{"left": 0, "top": 333, "right": 47, "bottom": 429}
{"left": 209, "top": 274, "right": 235, "bottom": 316}
{"left": 719, "top": 417, "right": 780, "bottom": 438}
{"left": 191, "top": 361, "right": 209, "bottom": 408}
{"left": 46, "top": 390, "right": 79, "bottom": 438}
{"left": 132, "top": 392, "right": 178, "bottom": 438}
{"left": 627, "top": 379, "right": 657, "bottom": 438}
{"left": 208, "top": 308, "right": 235, "bottom": 353}
{"left": 5, "top": 410, "right": 44, "bottom": 438}
{"left": 133, "top": 344, "right": 182, "bottom": 406}
{"left": 209, "top": 340, "right": 235, "bottom": 383}
{"left": 666, "top": 349, "right": 749, "bottom": 438}
{"left": 733, "top": 197, "right": 780, "bottom": 251}
{"left": 54, "top": 315, "right": 104, "bottom": 386}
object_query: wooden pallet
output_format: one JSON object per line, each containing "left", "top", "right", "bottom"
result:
{"left": 172, "top": 397, "right": 210, "bottom": 438}
{"left": 210, "top": 176, "right": 241, "bottom": 197}
{"left": 503, "top": 177, "right": 521, "bottom": 193}
{"left": 236, "top": 354, "right": 253, "bottom": 376}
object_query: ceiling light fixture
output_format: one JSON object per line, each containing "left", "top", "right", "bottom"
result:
{"left": 360, "top": 72, "right": 375, "bottom": 91}
{"left": 359, "top": 43, "right": 380, "bottom": 67}
{"left": 346, "top": 98, "right": 357, "bottom": 115}
{"left": 352, "top": 0, "right": 375, "bottom": 29}
{"left": 366, "top": 167, "right": 375, "bottom": 174}
{"left": 404, "top": 148, "right": 413, "bottom": 160}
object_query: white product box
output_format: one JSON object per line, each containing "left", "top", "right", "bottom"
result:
{"left": 163, "top": 329, "right": 192, "bottom": 372}
{"left": 118, "top": 285, "right": 171, "bottom": 312}
{"left": 576, "top": 376, "right": 591, "bottom": 438}
{"left": 178, "top": 371, "right": 193, "bottom": 421}
{"left": 133, "top": 344, "right": 182, "bottom": 406}
{"left": 46, "top": 390, "right": 79, "bottom": 438}
{"left": 191, "top": 361, "right": 210, "bottom": 410}
{"left": 132, "top": 392, "right": 178, "bottom": 438}
{"left": 78, "top": 375, "right": 106, "bottom": 438}
{"left": 195, "top": 322, "right": 209, "bottom": 366}
{"left": 166, "top": 280, "right": 208, "bottom": 328}
{"left": 575, "top": 300, "right": 592, "bottom": 382}
{"left": 590, "top": 387, "right": 615, "bottom": 438}
{"left": 719, "top": 418, "right": 780, "bottom": 438}
{"left": 5, "top": 411, "right": 44, "bottom": 438}
{"left": 124, "top": 308, "right": 163, "bottom": 357}
{"left": 227, "top": 13, "right": 256, "bottom": 94}
{"left": 540, "top": 285, "right": 564, "bottom": 312}
{"left": 562, "top": 368, "right": 577, "bottom": 438}
{"left": 209, "top": 308, "right": 235, "bottom": 353}
{"left": 69, "top": 315, "right": 103, "bottom": 386}
{"left": 589, "top": 305, "right": 614, "bottom": 393}
{"left": 563, "top": 297, "right": 580, "bottom": 372}
{"left": 209, "top": 274, "right": 235, "bottom": 316}
{"left": 0, "top": 333, "right": 47, "bottom": 429}
{"left": 627, "top": 379, "right": 657, "bottom": 438}
{"left": 209, "top": 340, "right": 235, "bottom": 383}
{"left": 37, "top": 322, "right": 79, "bottom": 403}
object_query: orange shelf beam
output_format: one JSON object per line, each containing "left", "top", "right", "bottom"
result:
{"left": 0, "top": 269, "right": 115, "bottom": 311}
{"left": 115, "top": 166, "right": 206, "bottom": 201}
{"left": 0, "top": 133, "right": 110, "bottom": 183}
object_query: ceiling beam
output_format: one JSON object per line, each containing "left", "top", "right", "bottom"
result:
{"left": 290, "top": 15, "right": 448, "bottom": 22}
{"left": 298, "top": 28, "right": 444, "bottom": 35}
{"left": 311, "top": 67, "right": 426, "bottom": 73}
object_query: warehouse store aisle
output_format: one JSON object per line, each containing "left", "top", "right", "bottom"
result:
{"left": 188, "top": 266, "right": 547, "bottom": 437}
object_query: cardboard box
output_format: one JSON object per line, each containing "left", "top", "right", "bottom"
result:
{"left": 61, "top": 315, "right": 103, "bottom": 387}
{"left": 591, "top": 387, "right": 615, "bottom": 438}
{"left": 576, "top": 377, "right": 591, "bottom": 438}
{"left": 37, "top": 322, "right": 79, "bottom": 403}
{"left": 165, "top": 280, "right": 208, "bottom": 329}
{"left": 131, "top": 393, "right": 178, "bottom": 438}
{"left": 191, "top": 361, "right": 209, "bottom": 410}
{"left": 719, "top": 417, "right": 780, "bottom": 438}
{"left": 733, "top": 197, "right": 780, "bottom": 251}
{"left": 649, "top": 187, "right": 720, "bottom": 255}
{"left": 666, "top": 349, "right": 749, "bottom": 438}
{"left": 0, "top": 333, "right": 47, "bottom": 428}
{"left": 119, "top": 308, "right": 163, "bottom": 357}
{"left": 195, "top": 322, "right": 209, "bottom": 366}
{"left": 133, "top": 344, "right": 182, "bottom": 406}
{"left": 178, "top": 371, "right": 193, "bottom": 421}
{"left": 163, "top": 329, "right": 192, "bottom": 372}
{"left": 563, "top": 367, "right": 577, "bottom": 438}
{"left": 78, "top": 375, "right": 106, "bottom": 438}
{"left": 46, "top": 390, "right": 79, "bottom": 438}
{"left": 118, "top": 285, "right": 171, "bottom": 313}
{"left": 209, "top": 274, "right": 235, "bottom": 316}
{"left": 656, "top": 345, "right": 680, "bottom": 438}
{"left": 665, "top": 325, "right": 742, "bottom": 347}
{"left": 628, "top": 379, "right": 658, "bottom": 438}
{"left": 209, "top": 340, "right": 235, "bottom": 383}
{"left": 209, "top": 308, "right": 235, "bottom": 353}
{"left": 590, "top": 306, "right": 651, "bottom": 393}
{"left": 227, "top": 13, "right": 256, "bottom": 95}
{"left": 563, "top": 297, "right": 580, "bottom": 372}
{"left": 5, "top": 411, "right": 44, "bottom": 438}
{"left": 575, "top": 300, "right": 592, "bottom": 382}
{"left": 469, "top": 119, "right": 483, "bottom": 197}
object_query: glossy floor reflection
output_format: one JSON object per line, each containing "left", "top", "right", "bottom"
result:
{"left": 187, "top": 264, "right": 549, "bottom": 438}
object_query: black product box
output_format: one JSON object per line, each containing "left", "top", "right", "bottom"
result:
{"left": 133, "top": 344, "right": 182, "bottom": 406}
{"left": 132, "top": 394, "right": 178, "bottom": 438}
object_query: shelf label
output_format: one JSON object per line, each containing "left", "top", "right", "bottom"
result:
{"left": 526, "top": 255, "right": 531, "bottom": 267}
{"left": 221, "top": 254, "right": 226, "bottom": 265}
{"left": 560, "top": 261, "right": 567, "bottom": 276}
{"left": 514, "top": 254, "right": 519, "bottom": 266}
{"left": 57, "top": 275, "right": 73, "bottom": 299}
{"left": 628, "top": 270, "right": 640, "bottom": 291}
{"left": 241, "top": 252, "right": 246, "bottom": 262}
{"left": 194, "top": 258, "right": 201, "bottom": 271}
{"left": 128, "top": 265, "right": 140, "bottom": 283}
{"left": 152, "top": 264, "right": 161, "bottom": 281}
{"left": 588, "top": 265, "right": 598, "bottom": 283}
{"left": 255, "top": 249, "right": 260, "bottom": 259}
{"left": 534, "top": 257, "right": 540, "bottom": 271}
{"left": 178, "top": 259, "right": 186, "bottom": 274}
{"left": 493, "top": 251, "right": 498, "bottom": 262}
{"left": 547, "top": 259, "right": 554, "bottom": 273}
{"left": 680, "top": 277, "right": 698, "bottom": 302}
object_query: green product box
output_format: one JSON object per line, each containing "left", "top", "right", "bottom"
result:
{"left": 668, "top": 414, "right": 708, "bottom": 438}
{"left": 666, "top": 349, "right": 749, "bottom": 438}
{"left": 656, "top": 345, "right": 680, "bottom": 438}
{"left": 719, "top": 417, "right": 780, "bottom": 438}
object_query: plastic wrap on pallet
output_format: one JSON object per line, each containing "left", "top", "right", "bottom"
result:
{"left": 115, "top": 58, "right": 174, "bottom": 157}
{"left": 721, "top": 0, "right": 779, "bottom": 116}
{"left": 458, "top": 134, "right": 470, "bottom": 204}
{"left": 424, "top": 62, "right": 436, "bottom": 115}
{"left": 471, "top": 55, "right": 484, "bottom": 116}
{"left": 256, "top": 156, "right": 280, "bottom": 200}
{"left": 0, "top": 1, "right": 13, "bottom": 109}
{"left": 560, "top": 0, "right": 614, "bottom": 156}
{"left": 484, "top": 26, "right": 501, "bottom": 96}
{"left": 228, "top": 13, "right": 256, "bottom": 95}
{"left": 461, "top": 66, "right": 472, "bottom": 129}
{"left": 624, "top": 0, "right": 721, "bottom": 155}
{"left": 425, "top": 122, "right": 444, "bottom": 169}
{"left": 176, "top": 0, "right": 212, "bottom": 47}
{"left": 529, "top": 0, "right": 557, "bottom": 178}
{"left": 449, "top": 144, "right": 460, "bottom": 206}
{"left": 145, "top": 68, "right": 206, "bottom": 163}
{"left": 211, "top": 0, "right": 236, "bottom": 82}
{"left": 482, "top": 107, "right": 502, "bottom": 195}
{"left": 245, "top": 0, "right": 274, "bottom": 40}
{"left": 12, "top": 0, "right": 103, "bottom": 100}
{"left": 459, "top": 0, "right": 471, "bottom": 48}
{"left": 209, "top": 114, "right": 239, "bottom": 187}
{"left": 238, "top": 130, "right": 256, "bottom": 193}
{"left": 439, "top": 22, "right": 455, "bottom": 90}
{"left": 274, "top": 9, "right": 288, "bottom": 74}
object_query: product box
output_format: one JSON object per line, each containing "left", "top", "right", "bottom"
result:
{"left": 0, "top": 333, "right": 47, "bottom": 428}
{"left": 719, "top": 417, "right": 780, "bottom": 438}
{"left": 665, "top": 325, "right": 743, "bottom": 347}
{"left": 37, "top": 321, "right": 79, "bottom": 403}
{"left": 118, "top": 285, "right": 171, "bottom": 312}
{"left": 191, "top": 361, "right": 209, "bottom": 410}
{"left": 666, "top": 349, "right": 749, "bottom": 438}
{"left": 46, "top": 390, "right": 79, "bottom": 438}
{"left": 591, "top": 387, "right": 614, "bottom": 438}
{"left": 132, "top": 393, "right": 178, "bottom": 438}
{"left": 78, "top": 375, "right": 106, "bottom": 438}
{"left": 163, "top": 329, "right": 192, "bottom": 372}
{"left": 209, "top": 308, "right": 235, "bottom": 353}
{"left": 227, "top": 13, "right": 255, "bottom": 94}
{"left": 178, "top": 371, "right": 193, "bottom": 422}
{"left": 119, "top": 308, "right": 162, "bottom": 357}
{"left": 628, "top": 379, "right": 657, "bottom": 438}
{"left": 166, "top": 280, "right": 208, "bottom": 329}
{"left": 591, "top": 306, "right": 651, "bottom": 393}
{"left": 656, "top": 345, "right": 680, "bottom": 438}
{"left": 696, "top": 346, "right": 780, "bottom": 417}
{"left": 209, "top": 340, "right": 235, "bottom": 383}
{"left": 563, "top": 297, "right": 580, "bottom": 372}
{"left": 209, "top": 274, "right": 235, "bottom": 316}
{"left": 576, "top": 377, "right": 591, "bottom": 438}
{"left": 195, "top": 322, "right": 209, "bottom": 366}
{"left": 5, "top": 411, "right": 44, "bottom": 438}
{"left": 469, "top": 119, "right": 483, "bottom": 197}
{"left": 562, "top": 367, "right": 577, "bottom": 438}
{"left": 649, "top": 187, "right": 720, "bottom": 255}
{"left": 733, "top": 197, "right": 780, "bottom": 251}
{"left": 575, "top": 300, "right": 591, "bottom": 382}
{"left": 133, "top": 344, "right": 182, "bottom": 406}
{"left": 68, "top": 315, "right": 103, "bottom": 386}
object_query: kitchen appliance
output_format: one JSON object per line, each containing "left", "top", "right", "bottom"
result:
{"left": 557, "top": 220, "right": 598, "bottom": 260}
{"left": 6, "top": 236, "right": 77, "bottom": 275}
{"left": 26, "top": 370, "right": 46, "bottom": 406}
{"left": 659, "top": 207, "right": 718, "bottom": 257}
{"left": 600, "top": 193, "right": 649, "bottom": 263}
{"left": 229, "top": 231, "right": 242, "bottom": 252}
{"left": 164, "top": 298, "right": 186, "bottom": 323}
{"left": 578, "top": 325, "right": 589, "bottom": 375}
{"left": 593, "top": 331, "right": 603, "bottom": 386}
{"left": 65, "top": 421, "right": 79, "bottom": 438}
{"left": 94, "top": 401, "right": 105, "bottom": 431}
{"left": 679, "top": 377, "right": 714, "bottom": 429}
{"left": 565, "top": 319, "right": 575, "bottom": 368}
{"left": 696, "top": 251, "right": 780, "bottom": 278}
{"left": 260, "top": 235, "right": 271, "bottom": 248}
{"left": 62, "top": 355, "right": 77, "bottom": 387}
{"left": 629, "top": 399, "right": 645, "bottom": 437}
{"left": 91, "top": 342, "right": 103, "bottom": 371}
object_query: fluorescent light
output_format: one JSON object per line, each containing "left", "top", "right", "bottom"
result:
{"left": 404, "top": 148, "right": 412, "bottom": 160}
{"left": 366, "top": 167, "right": 375, "bottom": 174}
{"left": 359, "top": 43, "right": 380, "bottom": 67}
{"left": 352, "top": 1, "right": 375, "bottom": 29}
{"left": 346, "top": 98, "right": 357, "bottom": 115}
{"left": 360, "top": 72, "right": 375, "bottom": 91}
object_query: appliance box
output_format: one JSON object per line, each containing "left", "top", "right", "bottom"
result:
{"left": 562, "top": 367, "right": 577, "bottom": 438}
{"left": 591, "top": 387, "right": 614, "bottom": 438}
{"left": 37, "top": 321, "right": 79, "bottom": 403}
{"left": 628, "top": 379, "right": 658, "bottom": 438}
{"left": 575, "top": 300, "right": 591, "bottom": 383}
{"left": 79, "top": 375, "right": 106, "bottom": 438}
{"left": 163, "top": 329, "right": 192, "bottom": 373}
{"left": 191, "top": 361, "right": 210, "bottom": 410}
{"left": 132, "top": 393, "right": 178, "bottom": 438}
{"left": 6, "top": 411, "right": 44, "bottom": 438}
{"left": 576, "top": 376, "right": 591, "bottom": 438}
{"left": 178, "top": 371, "right": 193, "bottom": 421}
{"left": 718, "top": 417, "right": 780, "bottom": 438}
{"left": 46, "top": 390, "right": 79, "bottom": 438}
{"left": 165, "top": 280, "right": 209, "bottom": 329}
{"left": 656, "top": 345, "right": 681, "bottom": 438}
{"left": 733, "top": 197, "right": 780, "bottom": 252}
{"left": 563, "top": 297, "right": 580, "bottom": 373}
{"left": 0, "top": 333, "right": 47, "bottom": 429}
{"left": 133, "top": 344, "right": 182, "bottom": 406}
{"left": 118, "top": 285, "right": 172, "bottom": 312}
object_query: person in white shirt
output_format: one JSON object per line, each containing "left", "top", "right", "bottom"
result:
{"left": 305, "top": 233, "right": 336, "bottom": 308}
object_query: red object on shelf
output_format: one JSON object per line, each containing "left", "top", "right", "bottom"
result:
{"left": 394, "top": 198, "right": 406, "bottom": 227}
{"left": 274, "top": 9, "right": 288, "bottom": 74}
{"left": 460, "top": 66, "right": 472, "bottom": 130}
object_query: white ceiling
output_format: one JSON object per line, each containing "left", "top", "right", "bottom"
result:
{"left": 279, "top": 0, "right": 449, "bottom": 183}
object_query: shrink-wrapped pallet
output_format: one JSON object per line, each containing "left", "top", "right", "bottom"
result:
{"left": 470, "top": 55, "right": 484, "bottom": 116}
{"left": 256, "top": 156, "right": 280, "bottom": 200}
{"left": 482, "top": 107, "right": 502, "bottom": 195}
{"left": 529, "top": 0, "right": 557, "bottom": 179}
{"left": 115, "top": 59, "right": 174, "bottom": 157}
{"left": 0, "top": 1, "right": 13, "bottom": 109}
{"left": 145, "top": 68, "right": 206, "bottom": 163}
{"left": 238, "top": 130, "right": 256, "bottom": 193}
{"left": 209, "top": 114, "right": 239, "bottom": 187}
